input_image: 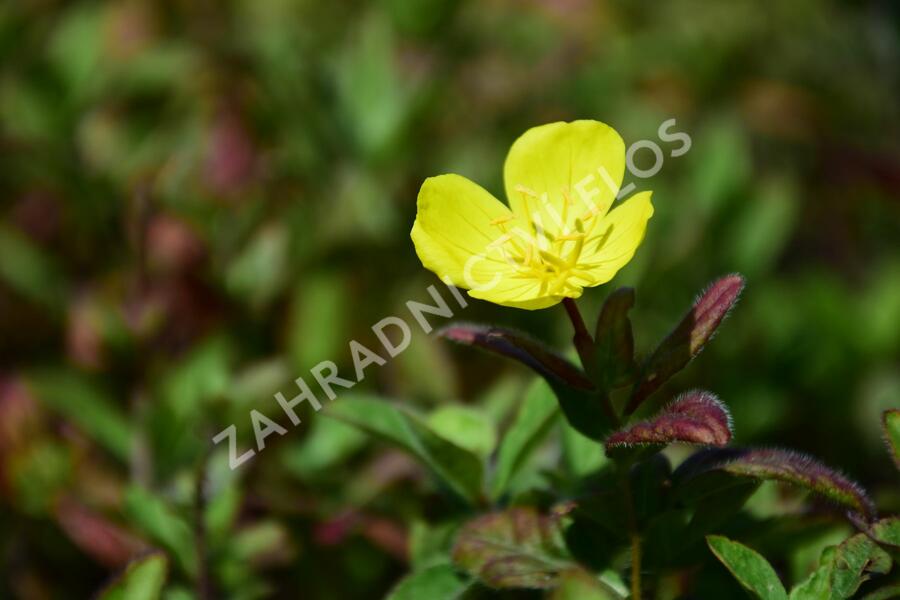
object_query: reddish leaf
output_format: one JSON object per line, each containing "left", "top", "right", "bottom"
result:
{"left": 627, "top": 274, "right": 744, "bottom": 414}
{"left": 675, "top": 448, "right": 875, "bottom": 520}
{"left": 55, "top": 496, "right": 147, "bottom": 568}
{"left": 439, "top": 324, "right": 592, "bottom": 390}
{"left": 606, "top": 390, "right": 732, "bottom": 450}
{"left": 452, "top": 507, "right": 574, "bottom": 589}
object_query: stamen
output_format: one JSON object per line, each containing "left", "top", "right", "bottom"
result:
{"left": 566, "top": 234, "right": 585, "bottom": 267}
{"left": 560, "top": 189, "right": 572, "bottom": 234}
{"left": 556, "top": 232, "right": 584, "bottom": 242}
{"left": 514, "top": 184, "right": 539, "bottom": 198}
{"left": 581, "top": 206, "right": 601, "bottom": 222}
{"left": 538, "top": 249, "right": 568, "bottom": 270}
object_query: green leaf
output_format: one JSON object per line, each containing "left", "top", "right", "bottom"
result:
{"left": 728, "top": 176, "right": 798, "bottom": 277}
{"left": 386, "top": 564, "right": 470, "bottom": 600}
{"left": 160, "top": 337, "right": 231, "bottom": 416}
{"left": 229, "top": 521, "right": 290, "bottom": 563}
{"left": 590, "top": 287, "right": 637, "bottom": 391}
{"left": 707, "top": 535, "right": 787, "bottom": 600}
{"left": 97, "top": 552, "right": 168, "bottom": 600}
{"left": 491, "top": 378, "right": 558, "bottom": 498}
{"left": 870, "top": 517, "right": 900, "bottom": 550}
{"left": 27, "top": 369, "right": 132, "bottom": 461}
{"left": 439, "top": 324, "right": 614, "bottom": 441}
{"left": 627, "top": 274, "right": 744, "bottom": 414}
{"left": 333, "top": 15, "right": 416, "bottom": 160}
{"left": 790, "top": 533, "right": 892, "bottom": 600}
{"left": 326, "top": 395, "right": 483, "bottom": 504}
{"left": 281, "top": 416, "right": 367, "bottom": 478}
{"left": 409, "top": 520, "right": 459, "bottom": 570}
{"left": 882, "top": 410, "right": 900, "bottom": 471}
{"left": 427, "top": 405, "right": 496, "bottom": 460}
{"left": 551, "top": 569, "right": 621, "bottom": 599}
{"left": 123, "top": 486, "right": 196, "bottom": 576}
{"left": 829, "top": 535, "right": 891, "bottom": 598}
{"left": 561, "top": 419, "right": 608, "bottom": 479}
{"left": 453, "top": 507, "right": 575, "bottom": 589}
{"left": 225, "top": 223, "right": 289, "bottom": 309}
{"left": 0, "top": 224, "right": 67, "bottom": 312}
{"left": 287, "top": 273, "right": 347, "bottom": 373}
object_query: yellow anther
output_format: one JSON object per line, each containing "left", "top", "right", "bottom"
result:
{"left": 556, "top": 232, "right": 585, "bottom": 242}
{"left": 515, "top": 184, "right": 539, "bottom": 198}
{"left": 581, "top": 206, "right": 601, "bottom": 221}
{"left": 490, "top": 215, "right": 514, "bottom": 226}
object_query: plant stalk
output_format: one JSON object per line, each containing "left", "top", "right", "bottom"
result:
{"left": 562, "top": 297, "right": 593, "bottom": 365}
{"left": 195, "top": 442, "right": 212, "bottom": 600}
{"left": 561, "top": 297, "right": 620, "bottom": 427}
{"left": 621, "top": 471, "right": 642, "bottom": 600}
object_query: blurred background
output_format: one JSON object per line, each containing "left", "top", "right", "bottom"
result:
{"left": 1, "top": 0, "right": 899, "bottom": 597}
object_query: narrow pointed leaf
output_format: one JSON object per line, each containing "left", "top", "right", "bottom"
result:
{"left": 27, "top": 369, "right": 133, "bottom": 462}
{"left": 439, "top": 323, "right": 592, "bottom": 390}
{"left": 97, "top": 552, "right": 168, "bottom": 600}
{"left": 882, "top": 410, "right": 900, "bottom": 471}
{"left": 326, "top": 395, "right": 484, "bottom": 504}
{"left": 55, "top": 497, "right": 146, "bottom": 568}
{"left": 675, "top": 448, "right": 875, "bottom": 520}
{"left": 606, "top": 390, "right": 731, "bottom": 451}
{"left": 627, "top": 274, "right": 744, "bottom": 414}
{"left": 590, "top": 287, "right": 636, "bottom": 390}
{"left": 123, "top": 486, "right": 196, "bottom": 576}
{"left": 452, "top": 507, "right": 575, "bottom": 589}
{"left": 707, "top": 535, "right": 787, "bottom": 600}
{"left": 439, "top": 324, "right": 614, "bottom": 440}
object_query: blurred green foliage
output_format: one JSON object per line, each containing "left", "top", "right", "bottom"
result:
{"left": 0, "top": 0, "right": 898, "bottom": 598}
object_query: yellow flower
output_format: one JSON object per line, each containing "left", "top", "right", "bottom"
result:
{"left": 411, "top": 120, "right": 654, "bottom": 310}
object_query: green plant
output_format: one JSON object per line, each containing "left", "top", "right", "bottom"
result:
{"left": 330, "top": 274, "right": 899, "bottom": 599}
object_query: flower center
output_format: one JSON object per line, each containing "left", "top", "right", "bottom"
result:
{"left": 486, "top": 185, "right": 601, "bottom": 295}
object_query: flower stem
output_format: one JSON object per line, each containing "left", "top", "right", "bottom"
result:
{"left": 630, "top": 531, "right": 642, "bottom": 599}
{"left": 621, "top": 471, "right": 642, "bottom": 600}
{"left": 562, "top": 297, "right": 593, "bottom": 366}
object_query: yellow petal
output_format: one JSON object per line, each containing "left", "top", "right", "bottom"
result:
{"left": 503, "top": 120, "right": 626, "bottom": 239}
{"left": 411, "top": 174, "right": 516, "bottom": 291}
{"left": 469, "top": 279, "right": 572, "bottom": 310}
{"left": 411, "top": 174, "right": 574, "bottom": 310}
{"left": 576, "top": 191, "right": 654, "bottom": 285}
